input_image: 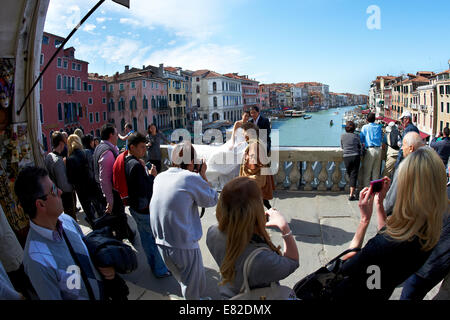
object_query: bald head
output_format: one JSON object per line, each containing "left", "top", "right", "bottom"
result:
{"left": 402, "top": 132, "right": 424, "bottom": 157}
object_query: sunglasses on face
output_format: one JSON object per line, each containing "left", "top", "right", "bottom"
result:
{"left": 38, "top": 183, "right": 59, "bottom": 201}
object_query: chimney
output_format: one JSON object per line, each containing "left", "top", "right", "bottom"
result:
{"left": 158, "top": 63, "right": 164, "bottom": 77}
{"left": 125, "top": 65, "right": 129, "bottom": 72}
{"left": 142, "top": 65, "right": 146, "bottom": 70}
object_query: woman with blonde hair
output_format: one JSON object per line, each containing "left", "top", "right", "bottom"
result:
{"left": 206, "top": 176, "right": 299, "bottom": 299}
{"left": 239, "top": 122, "right": 275, "bottom": 210}
{"left": 66, "top": 134, "right": 105, "bottom": 224}
{"left": 332, "top": 146, "right": 448, "bottom": 300}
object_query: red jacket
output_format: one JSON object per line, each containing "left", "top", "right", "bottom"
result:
{"left": 113, "top": 150, "right": 129, "bottom": 206}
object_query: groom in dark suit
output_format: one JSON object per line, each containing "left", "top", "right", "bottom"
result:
{"left": 249, "top": 106, "right": 271, "bottom": 154}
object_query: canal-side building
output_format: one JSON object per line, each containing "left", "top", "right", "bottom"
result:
{"left": 224, "top": 73, "right": 259, "bottom": 111}
{"left": 192, "top": 70, "right": 243, "bottom": 123}
{"left": 257, "top": 84, "right": 271, "bottom": 111}
{"left": 39, "top": 32, "right": 107, "bottom": 152}
{"left": 435, "top": 69, "right": 450, "bottom": 133}
{"left": 106, "top": 65, "right": 169, "bottom": 136}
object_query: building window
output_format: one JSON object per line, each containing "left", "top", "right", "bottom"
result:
{"left": 196, "top": 77, "right": 200, "bottom": 82}
{"left": 448, "top": 103, "right": 450, "bottom": 114}
{"left": 89, "top": 113, "right": 94, "bottom": 123}
{"left": 39, "top": 77, "right": 43, "bottom": 90}
{"left": 57, "top": 75, "right": 61, "bottom": 90}
{"left": 446, "top": 85, "right": 450, "bottom": 95}
{"left": 77, "top": 78, "right": 81, "bottom": 91}
{"left": 143, "top": 96, "right": 148, "bottom": 109}
{"left": 63, "top": 60, "right": 68, "bottom": 69}
{"left": 83, "top": 82, "right": 88, "bottom": 91}
{"left": 442, "top": 102, "right": 444, "bottom": 113}
{"left": 133, "top": 117, "right": 138, "bottom": 131}
{"left": 151, "top": 82, "right": 154, "bottom": 89}
{"left": 440, "top": 86, "right": 445, "bottom": 95}
{"left": 168, "top": 81, "right": 171, "bottom": 88}
{"left": 156, "top": 83, "right": 158, "bottom": 89}
{"left": 213, "top": 96, "right": 217, "bottom": 107}
{"left": 39, "top": 104, "right": 44, "bottom": 123}
{"left": 88, "top": 98, "right": 93, "bottom": 105}
{"left": 143, "top": 80, "right": 146, "bottom": 88}
{"left": 102, "top": 85, "right": 106, "bottom": 92}
{"left": 42, "top": 35, "right": 49, "bottom": 44}
{"left": 103, "top": 112, "right": 107, "bottom": 121}
{"left": 197, "top": 98, "right": 200, "bottom": 107}
{"left": 72, "top": 62, "right": 76, "bottom": 70}
{"left": 88, "top": 84, "right": 92, "bottom": 92}
{"left": 169, "top": 94, "right": 172, "bottom": 102}
{"left": 144, "top": 117, "right": 148, "bottom": 130}
{"left": 131, "top": 81, "right": 135, "bottom": 89}
{"left": 77, "top": 64, "right": 81, "bottom": 71}
{"left": 196, "top": 85, "right": 200, "bottom": 93}
{"left": 109, "top": 84, "right": 114, "bottom": 92}
{"left": 95, "top": 112, "right": 99, "bottom": 123}
{"left": 40, "top": 54, "right": 44, "bottom": 65}
{"left": 119, "top": 83, "right": 124, "bottom": 91}
{"left": 58, "top": 103, "right": 62, "bottom": 121}
{"left": 213, "top": 82, "right": 217, "bottom": 92}
{"left": 54, "top": 39, "right": 62, "bottom": 48}
{"left": 102, "top": 97, "right": 106, "bottom": 104}
{"left": 57, "top": 58, "right": 61, "bottom": 68}
{"left": 78, "top": 103, "right": 83, "bottom": 119}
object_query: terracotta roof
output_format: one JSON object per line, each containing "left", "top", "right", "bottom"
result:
{"left": 164, "top": 67, "right": 179, "bottom": 72}
{"left": 192, "top": 69, "right": 210, "bottom": 76}
{"left": 435, "top": 69, "right": 450, "bottom": 76}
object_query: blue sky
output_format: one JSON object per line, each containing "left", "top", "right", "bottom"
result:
{"left": 44, "top": 0, "right": 450, "bottom": 94}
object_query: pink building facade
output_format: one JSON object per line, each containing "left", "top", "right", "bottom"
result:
{"left": 39, "top": 32, "right": 107, "bottom": 152}
{"left": 106, "top": 66, "right": 169, "bottom": 137}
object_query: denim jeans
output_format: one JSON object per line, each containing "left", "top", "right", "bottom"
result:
{"left": 129, "top": 208, "right": 169, "bottom": 277}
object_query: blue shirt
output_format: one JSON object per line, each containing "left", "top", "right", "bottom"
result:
{"left": 360, "top": 123, "right": 383, "bottom": 148}
{"left": 23, "top": 214, "right": 102, "bottom": 300}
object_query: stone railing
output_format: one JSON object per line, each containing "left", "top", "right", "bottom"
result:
{"left": 161, "top": 146, "right": 363, "bottom": 192}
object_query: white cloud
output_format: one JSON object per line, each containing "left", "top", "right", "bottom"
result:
{"left": 168, "top": 40, "right": 176, "bottom": 46}
{"left": 143, "top": 42, "right": 251, "bottom": 74}
{"left": 96, "top": 17, "right": 106, "bottom": 23}
{"left": 83, "top": 23, "right": 96, "bottom": 32}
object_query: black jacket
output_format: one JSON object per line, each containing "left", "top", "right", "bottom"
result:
{"left": 66, "top": 148, "right": 97, "bottom": 196}
{"left": 124, "top": 155, "right": 155, "bottom": 214}
{"left": 83, "top": 226, "right": 137, "bottom": 274}
{"left": 250, "top": 115, "right": 271, "bottom": 152}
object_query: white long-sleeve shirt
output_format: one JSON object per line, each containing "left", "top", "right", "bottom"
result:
{"left": 150, "top": 167, "right": 218, "bottom": 249}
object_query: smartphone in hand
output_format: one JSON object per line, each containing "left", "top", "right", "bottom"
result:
{"left": 370, "top": 178, "right": 384, "bottom": 193}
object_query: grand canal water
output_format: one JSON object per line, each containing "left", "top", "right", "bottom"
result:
{"left": 272, "top": 105, "right": 359, "bottom": 147}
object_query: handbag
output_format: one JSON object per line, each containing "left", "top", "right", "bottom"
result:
{"left": 230, "top": 247, "right": 297, "bottom": 300}
{"left": 293, "top": 248, "right": 361, "bottom": 301}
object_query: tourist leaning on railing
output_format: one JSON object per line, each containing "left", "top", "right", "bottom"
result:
{"left": 334, "top": 147, "right": 447, "bottom": 300}
{"left": 341, "top": 120, "right": 361, "bottom": 201}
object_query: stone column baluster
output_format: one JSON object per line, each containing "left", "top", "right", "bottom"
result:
{"left": 283, "top": 161, "right": 293, "bottom": 189}
{"left": 289, "top": 161, "right": 300, "bottom": 191}
{"left": 331, "top": 161, "right": 342, "bottom": 191}
{"left": 275, "top": 161, "right": 286, "bottom": 188}
{"left": 303, "top": 161, "right": 315, "bottom": 191}
{"left": 317, "top": 161, "right": 329, "bottom": 191}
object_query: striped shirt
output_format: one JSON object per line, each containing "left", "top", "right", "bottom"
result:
{"left": 23, "top": 214, "right": 102, "bottom": 300}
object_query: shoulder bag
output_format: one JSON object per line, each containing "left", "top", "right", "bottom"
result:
{"left": 230, "top": 247, "right": 297, "bottom": 300}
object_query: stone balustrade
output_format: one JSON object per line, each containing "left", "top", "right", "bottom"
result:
{"left": 160, "top": 146, "right": 364, "bottom": 192}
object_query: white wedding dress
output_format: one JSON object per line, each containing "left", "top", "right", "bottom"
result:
{"left": 167, "top": 128, "right": 247, "bottom": 191}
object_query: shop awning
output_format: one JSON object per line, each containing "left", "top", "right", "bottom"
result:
{"left": 382, "top": 117, "right": 396, "bottom": 124}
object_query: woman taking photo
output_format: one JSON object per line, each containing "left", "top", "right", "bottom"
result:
{"left": 340, "top": 120, "right": 361, "bottom": 201}
{"left": 146, "top": 123, "right": 172, "bottom": 173}
{"left": 239, "top": 122, "right": 275, "bottom": 209}
{"left": 334, "top": 147, "right": 448, "bottom": 300}
{"left": 206, "top": 176, "right": 299, "bottom": 299}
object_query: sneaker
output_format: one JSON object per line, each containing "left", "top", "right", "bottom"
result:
{"left": 348, "top": 195, "right": 357, "bottom": 201}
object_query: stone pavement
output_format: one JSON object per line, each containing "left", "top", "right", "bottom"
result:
{"left": 75, "top": 190, "right": 438, "bottom": 300}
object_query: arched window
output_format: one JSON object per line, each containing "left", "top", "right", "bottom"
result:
{"left": 196, "top": 85, "right": 200, "bottom": 93}
{"left": 197, "top": 98, "right": 200, "bottom": 107}
{"left": 57, "top": 103, "right": 62, "bottom": 121}
{"left": 213, "top": 82, "right": 217, "bottom": 92}
{"left": 133, "top": 117, "right": 138, "bottom": 131}
{"left": 213, "top": 96, "right": 217, "bottom": 107}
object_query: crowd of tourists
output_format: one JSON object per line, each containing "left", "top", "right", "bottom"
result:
{"left": 0, "top": 106, "right": 449, "bottom": 301}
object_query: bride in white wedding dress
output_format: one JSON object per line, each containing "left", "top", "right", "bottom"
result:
{"left": 166, "top": 112, "right": 250, "bottom": 191}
